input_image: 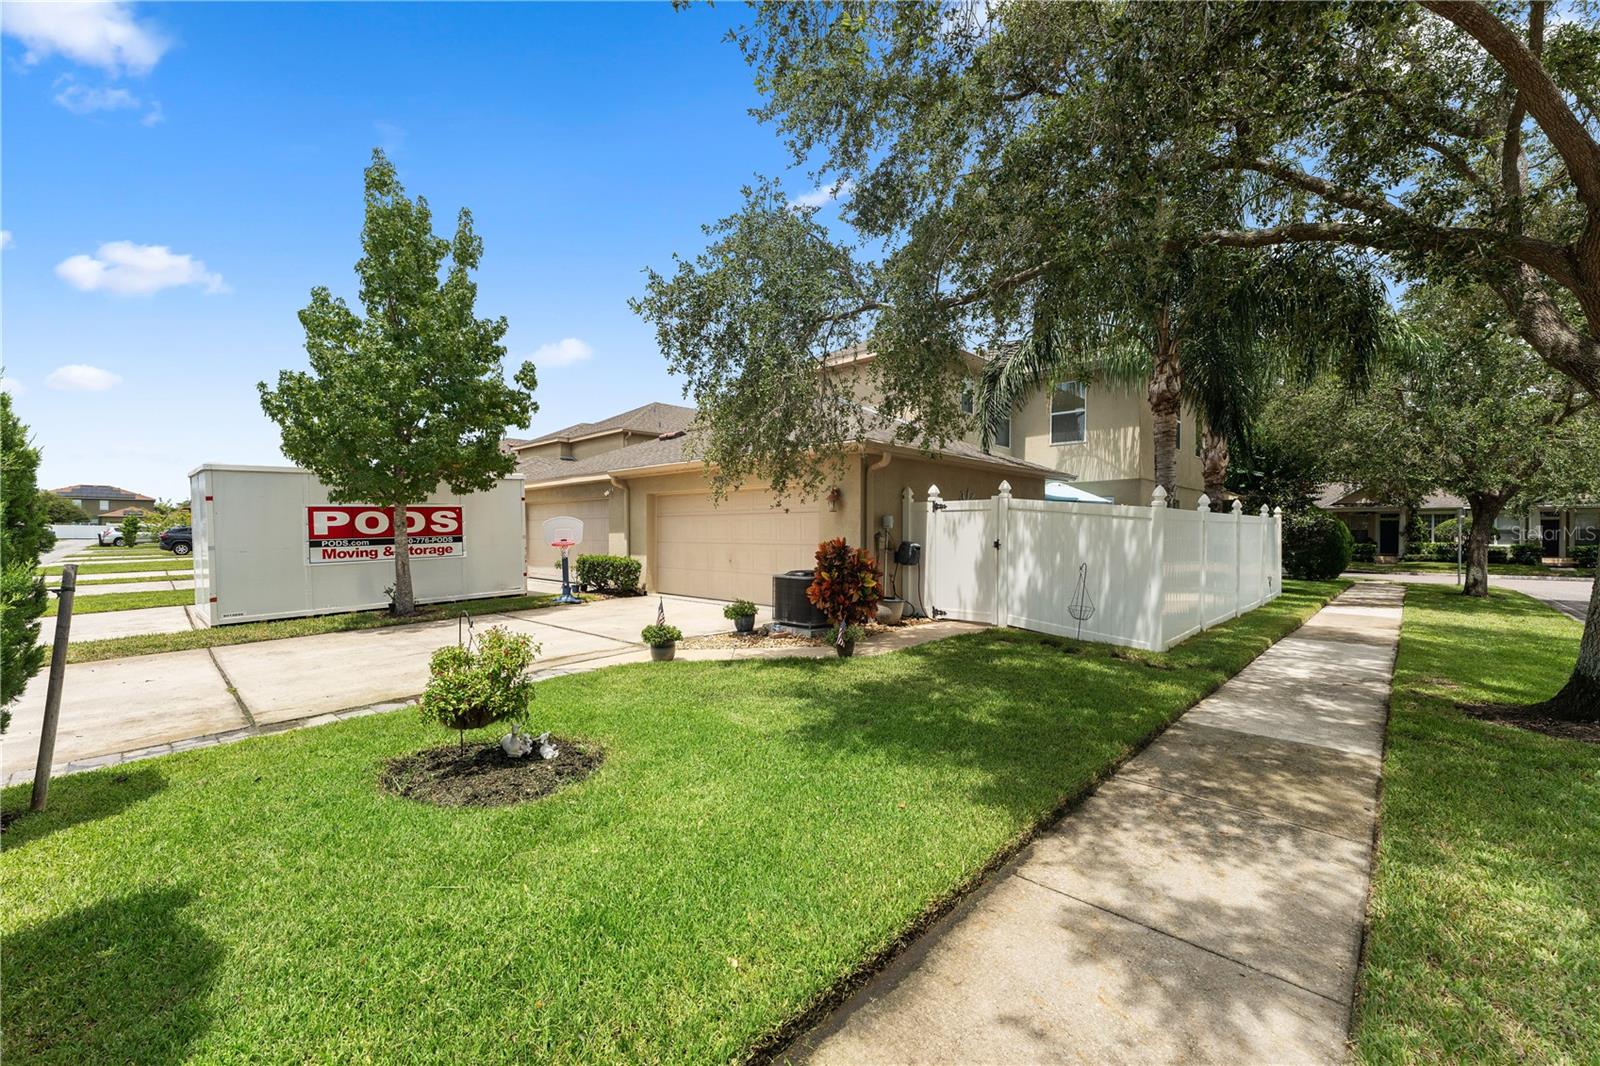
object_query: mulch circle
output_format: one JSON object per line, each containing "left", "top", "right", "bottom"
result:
{"left": 379, "top": 736, "right": 603, "bottom": 808}
{"left": 1457, "top": 703, "right": 1600, "bottom": 746}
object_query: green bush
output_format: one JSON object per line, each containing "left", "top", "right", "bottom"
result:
{"left": 722, "top": 599, "right": 757, "bottom": 621}
{"left": 641, "top": 623, "right": 682, "bottom": 647}
{"left": 1430, "top": 517, "right": 1466, "bottom": 544}
{"left": 1571, "top": 544, "right": 1597, "bottom": 568}
{"left": 1486, "top": 545, "right": 1510, "bottom": 564}
{"left": 1282, "top": 508, "right": 1353, "bottom": 580}
{"left": 1510, "top": 540, "right": 1545, "bottom": 565}
{"left": 418, "top": 626, "right": 537, "bottom": 742}
{"left": 575, "top": 554, "right": 642, "bottom": 594}
{"left": 1351, "top": 542, "right": 1377, "bottom": 562}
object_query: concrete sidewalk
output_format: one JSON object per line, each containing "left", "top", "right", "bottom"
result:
{"left": 3, "top": 594, "right": 974, "bottom": 785}
{"left": 791, "top": 582, "right": 1403, "bottom": 1065}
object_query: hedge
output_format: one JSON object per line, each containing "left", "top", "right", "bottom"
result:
{"left": 1573, "top": 544, "right": 1598, "bottom": 568}
{"left": 1282, "top": 508, "right": 1353, "bottom": 580}
{"left": 575, "top": 554, "right": 642, "bottom": 594}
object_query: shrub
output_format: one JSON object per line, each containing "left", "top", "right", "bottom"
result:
{"left": 119, "top": 514, "right": 142, "bottom": 547}
{"left": 1572, "top": 544, "right": 1598, "bottom": 568}
{"left": 1351, "top": 542, "right": 1377, "bottom": 563}
{"left": 1510, "top": 540, "right": 1544, "bottom": 565}
{"left": 722, "top": 599, "right": 757, "bottom": 621}
{"left": 1430, "top": 517, "right": 1466, "bottom": 544}
{"left": 1486, "top": 545, "right": 1510, "bottom": 564}
{"left": 826, "top": 623, "right": 866, "bottom": 646}
{"left": 806, "top": 538, "right": 883, "bottom": 648}
{"left": 1281, "top": 508, "right": 1353, "bottom": 580}
{"left": 418, "top": 626, "right": 537, "bottom": 745}
{"left": 641, "top": 623, "right": 682, "bottom": 647}
{"left": 575, "top": 554, "right": 642, "bottom": 594}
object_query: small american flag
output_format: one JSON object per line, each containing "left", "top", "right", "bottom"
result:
{"left": 656, "top": 597, "right": 665, "bottom": 626}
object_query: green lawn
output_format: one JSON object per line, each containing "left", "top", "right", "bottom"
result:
{"left": 59, "top": 592, "right": 573, "bottom": 663}
{"left": 53, "top": 572, "right": 181, "bottom": 588}
{"left": 1347, "top": 560, "right": 1593, "bottom": 578}
{"left": 44, "top": 588, "right": 193, "bottom": 616}
{"left": 2, "top": 580, "right": 1345, "bottom": 1064}
{"left": 1354, "top": 586, "right": 1599, "bottom": 1063}
{"left": 43, "top": 558, "right": 191, "bottom": 577}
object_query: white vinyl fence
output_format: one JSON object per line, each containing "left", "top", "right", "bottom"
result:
{"left": 917, "top": 482, "right": 1282, "bottom": 651}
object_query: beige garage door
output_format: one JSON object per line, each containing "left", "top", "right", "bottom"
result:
{"left": 653, "top": 490, "right": 819, "bottom": 604}
{"left": 525, "top": 496, "right": 609, "bottom": 569}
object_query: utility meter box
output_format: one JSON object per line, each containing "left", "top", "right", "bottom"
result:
{"left": 189, "top": 464, "right": 526, "bottom": 625}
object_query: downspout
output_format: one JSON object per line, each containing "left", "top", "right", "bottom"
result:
{"left": 865, "top": 451, "right": 891, "bottom": 547}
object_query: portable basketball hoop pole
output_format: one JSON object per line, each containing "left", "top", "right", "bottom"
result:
{"left": 541, "top": 516, "right": 586, "bottom": 605}
{"left": 552, "top": 538, "right": 581, "bottom": 604}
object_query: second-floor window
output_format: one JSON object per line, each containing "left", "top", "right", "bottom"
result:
{"left": 1051, "top": 382, "right": 1087, "bottom": 444}
{"left": 992, "top": 411, "right": 1012, "bottom": 449}
{"left": 98, "top": 500, "right": 109, "bottom": 511}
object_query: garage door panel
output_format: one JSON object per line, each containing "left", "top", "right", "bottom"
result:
{"left": 653, "top": 490, "right": 819, "bottom": 604}
{"left": 525, "top": 497, "right": 609, "bottom": 568}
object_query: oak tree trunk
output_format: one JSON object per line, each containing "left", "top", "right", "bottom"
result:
{"left": 1200, "top": 426, "right": 1230, "bottom": 509}
{"left": 1148, "top": 308, "right": 1183, "bottom": 502}
{"left": 1538, "top": 568, "right": 1600, "bottom": 722}
{"left": 1462, "top": 495, "right": 1507, "bottom": 598}
{"left": 392, "top": 500, "right": 417, "bottom": 616}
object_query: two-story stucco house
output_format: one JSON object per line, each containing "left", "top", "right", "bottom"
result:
{"left": 48, "top": 484, "right": 157, "bottom": 525}
{"left": 512, "top": 348, "right": 1207, "bottom": 603}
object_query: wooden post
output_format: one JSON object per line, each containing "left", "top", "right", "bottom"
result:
{"left": 30, "top": 564, "right": 77, "bottom": 812}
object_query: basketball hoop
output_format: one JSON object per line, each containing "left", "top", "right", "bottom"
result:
{"left": 541, "top": 517, "right": 585, "bottom": 604}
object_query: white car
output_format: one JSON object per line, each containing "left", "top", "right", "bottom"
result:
{"left": 97, "top": 527, "right": 132, "bottom": 547}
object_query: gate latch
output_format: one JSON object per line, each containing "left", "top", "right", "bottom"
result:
{"left": 931, "top": 607, "right": 948, "bottom": 618}
{"left": 993, "top": 539, "right": 1002, "bottom": 550}
{"left": 931, "top": 501, "right": 948, "bottom": 511}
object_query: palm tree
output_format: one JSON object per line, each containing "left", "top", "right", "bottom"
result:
{"left": 976, "top": 247, "right": 1406, "bottom": 506}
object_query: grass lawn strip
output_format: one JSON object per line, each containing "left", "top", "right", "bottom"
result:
{"left": 43, "top": 559, "right": 191, "bottom": 577}
{"left": 59, "top": 592, "right": 573, "bottom": 663}
{"left": 43, "top": 589, "right": 194, "bottom": 616}
{"left": 1353, "top": 586, "right": 1599, "bottom": 1063}
{"left": 51, "top": 572, "right": 183, "bottom": 589}
{"left": 1347, "top": 560, "right": 1593, "bottom": 578}
{"left": 2, "top": 580, "right": 1344, "bottom": 1064}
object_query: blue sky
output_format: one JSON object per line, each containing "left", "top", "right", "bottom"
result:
{"left": 2, "top": 1, "right": 842, "bottom": 500}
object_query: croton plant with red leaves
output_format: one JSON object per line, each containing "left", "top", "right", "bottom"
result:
{"left": 806, "top": 538, "right": 883, "bottom": 647}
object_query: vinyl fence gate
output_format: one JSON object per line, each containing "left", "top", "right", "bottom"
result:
{"left": 921, "top": 482, "right": 1282, "bottom": 652}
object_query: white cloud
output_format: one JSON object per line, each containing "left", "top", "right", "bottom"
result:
{"left": 0, "top": 376, "right": 24, "bottom": 396}
{"left": 45, "top": 364, "right": 122, "bottom": 392}
{"left": 51, "top": 75, "right": 163, "bottom": 124}
{"left": 531, "top": 337, "right": 594, "bottom": 368}
{"left": 55, "top": 241, "right": 227, "bottom": 296}
{"left": 0, "top": 230, "right": 12, "bottom": 250}
{"left": 790, "top": 178, "right": 855, "bottom": 210}
{"left": 54, "top": 80, "right": 140, "bottom": 114}
{"left": 2, "top": 1, "right": 169, "bottom": 76}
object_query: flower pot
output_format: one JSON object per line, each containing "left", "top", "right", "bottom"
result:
{"left": 733, "top": 614, "right": 756, "bottom": 634}
{"left": 650, "top": 643, "right": 676, "bottom": 662}
{"left": 876, "top": 597, "right": 905, "bottom": 625}
{"left": 834, "top": 640, "right": 855, "bottom": 658}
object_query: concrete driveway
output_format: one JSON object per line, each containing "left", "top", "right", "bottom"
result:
{"left": 3, "top": 593, "right": 774, "bottom": 783}
{"left": 1345, "top": 571, "right": 1592, "bottom": 622}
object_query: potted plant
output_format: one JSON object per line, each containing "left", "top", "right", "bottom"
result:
{"left": 418, "top": 625, "right": 537, "bottom": 748}
{"left": 642, "top": 622, "right": 683, "bottom": 661}
{"left": 806, "top": 538, "right": 883, "bottom": 658}
{"left": 827, "top": 623, "right": 866, "bottom": 658}
{"left": 723, "top": 599, "right": 758, "bottom": 633}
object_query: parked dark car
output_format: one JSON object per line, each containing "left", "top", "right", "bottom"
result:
{"left": 159, "top": 526, "right": 193, "bottom": 556}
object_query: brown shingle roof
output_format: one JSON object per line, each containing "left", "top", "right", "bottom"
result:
{"left": 517, "top": 402, "right": 697, "bottom": 449}
{"left": 516, "top": 403, "right": 1057, "bottom": 486}
{"left": 50, "top": 484, "right": 155, "bottom": 501}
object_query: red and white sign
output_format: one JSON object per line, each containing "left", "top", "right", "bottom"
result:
{"left": 307, "top": 505, "right": 465, "bottom": 565}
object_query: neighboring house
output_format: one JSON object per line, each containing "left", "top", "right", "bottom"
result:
{"left": 101, "top": 506, "right": 152, "bottom": 524}
{"left": 1318, "top": 483, "right": 1600, "bottom": 560}
{"left": 48, "top": 484, "right": 156, "bottom": 525}
{"left": 515, "top": 402, "right": 696, "bottom": 463}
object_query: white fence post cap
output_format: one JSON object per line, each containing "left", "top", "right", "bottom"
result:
{"left": 1272, "top": 505, "right": 1282, "bottom": 516}
{"left": 1195, "top": 493, "right": 1210, "bottom": 511}
{"left": 997, "top": 480, "right": 1012, "bottom": 497}
{"left": 901, "top": 486, "right": 914, "bottom": 502}
{"left": 1259, "top": 504, "right": 1270, "bottom": 517}
{"left": 1231, "top": 499, "right": 1244, "bottom": 514}
{"left": 928, "top": 484, "right": 941, "bottom": 500}
{"left": 1151, "top": 485, "right": 1168, "bottom": 507}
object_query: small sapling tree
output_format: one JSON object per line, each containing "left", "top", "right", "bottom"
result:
{"left": 259, "top": 149, "right": 538, "bottom": 615}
